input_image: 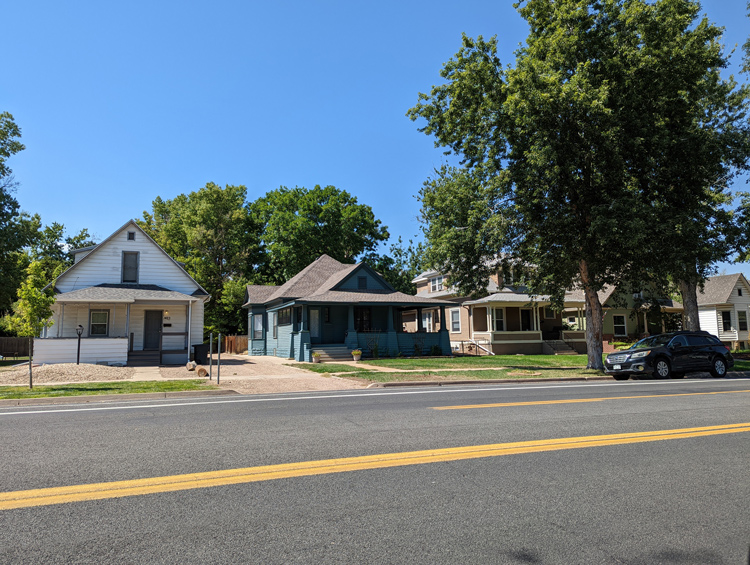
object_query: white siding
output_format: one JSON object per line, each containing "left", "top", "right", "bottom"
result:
{"left": 190, "top": 300, "right": 205, "bottom": 347}
{"left": 33, "top": 337, "right": 128, "bottom": 365}
{"left": 698, "top": 307, "right": 719, "bottom": 336}
{"left": 56, "top": 224, "right": 201, "bottom": 295}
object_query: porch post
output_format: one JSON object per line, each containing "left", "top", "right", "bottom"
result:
{"left": 487, "top": 307, "right": 491, "bottom": 333}
{"left": 386, "top": 305, "right": 398, "bottom": 355}
{"left": 346, "top": 305, "right": 358, "bottom": 349}
{"left": 87, "top": 303, "right": 91, "bottom": 337}
{"left": 126, "top": 304, "right": 131, "bottom": 349}
{"left": 298, "top": 305, "right": 310, "bottom": 362}
{"left": 417, "top": 308, "right": 423, "bottom": 332}
{"left": 438, "top": 305, "right": 450, "bottom": 355}
{"left": 187, "top": 302, "right": 192, "bottom": 361}
{"left": 60, "top": 303, "right": 65, "bottom": 338}
{"left": 112, "top": 304, "right": 116, "bottom": 337}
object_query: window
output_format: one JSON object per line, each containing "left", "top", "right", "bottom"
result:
{"left": 721, "top": 311, "right": 732, "bottom": 332}
{"left": 253, "top": 314, "right": 263, "bottom": 340}
{"left": 739, "top": 312, "right": 748, "bottom": 332}
{"left": 324, "top": 307, "right": 330, "bottom": 323}
{"left": 90, "top": 310, "right": 109, "bottom": 336}
{"left": 122, "top": 252, "right": 139, "bottom": 283}
{"left": 430, "top": 276, "right": 444, "bottom": 292}
{"left": 492, "top": 308, "right": 504, "bottom": 331}
{"left": 739, "top": 288, "right": 743, "bottom": 297}
{"left": 567, "top": 316, "right": 576, "bottom": 324}
{"left": 613, "top": 315, "right": 627, "bottom": 336}
{"left": 544, "top": 307, "right": 555, "bottom": 319}
{"left": 450, "top": 309, "right": 461, "bottom": 333}
{"left": 354, "top": 307, "right": 371, "bottom": 332}
{"left": 358, "top": 276, "right": 367, "bottom": 290}
{"left": 272, "top": 312, "right": 278, "bottom": 338}
{"left": 127, "top": 231, "right": 136, "bottom": 241}
{"left": 278, "top": 308, "right": 291, "bottom": 326}
{"left": 421, "top": 311, "right": 433, "bottom": 332}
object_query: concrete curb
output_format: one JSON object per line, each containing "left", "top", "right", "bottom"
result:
{"left": 0, "top": 389, "right": 239, "bottom": 407}
{"left": 366, "top": 376, "right": 615, "bottom": 388}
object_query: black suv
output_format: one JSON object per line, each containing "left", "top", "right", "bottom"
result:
{"left": 605, "top": 331, "right": 733, "bottom": 380}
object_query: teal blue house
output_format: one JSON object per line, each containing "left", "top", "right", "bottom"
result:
{"left": 243, "top": 255, "right": 453, "bottom": 361}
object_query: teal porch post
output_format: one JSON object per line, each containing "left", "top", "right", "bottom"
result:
{"left": 345, "top": 305, "right": 358, "bottom": 349}
{"left": 439, "top": 305, "right": 451, "bottom": 356}
{"left": 386, "top": 305, "right": 398, "bottom": 355}
{"left": 298, "top": 305, "right": 311, "bottom": 362}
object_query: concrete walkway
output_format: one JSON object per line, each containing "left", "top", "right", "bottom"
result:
{"left": 131, "top": 366, "right": 163, "bottom": 381}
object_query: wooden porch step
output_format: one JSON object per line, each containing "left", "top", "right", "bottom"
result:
{"left": 127, "top": 351, "right": 161, "bottom": 367}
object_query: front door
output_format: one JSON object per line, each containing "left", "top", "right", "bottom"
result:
{"left": 309, "top": 308, "right": 321, "bottom": 344}
{"left": 144, "top": 310, "right": 162, "bottom": 350}
{"left": 521, "top": 309, "right": 533, "bottom": 331}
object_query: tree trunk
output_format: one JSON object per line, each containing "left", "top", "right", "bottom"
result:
{"left": 580, "top": 260, "right": 604, "bottom": 370}
{"left": 678, "top": 280, "right": 700, "bottom": 331}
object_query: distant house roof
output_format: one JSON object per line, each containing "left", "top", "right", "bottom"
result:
{"left": 563, "top": 285, "right": 618, "bottom": 306}
{"left": 243, "top": 254, "right": 452, "bottom": 308}
{"left": 697, "top": 274, "right": 749, "bottom": 306}
{"left": 54, "top": 284, "right": 202, "bottom": 303}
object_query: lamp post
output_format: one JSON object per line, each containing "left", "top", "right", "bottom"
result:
{"left": 76, "top": 325, "right": 83, "bottom": 365}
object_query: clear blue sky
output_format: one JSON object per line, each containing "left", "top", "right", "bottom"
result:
{"left": 4, "top": 0, "right": 749, "bottom": 273}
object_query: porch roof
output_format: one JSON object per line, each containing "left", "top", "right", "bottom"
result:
{"left": 55, "top": 284, "right": 202, "bottom": 304}
{"left": 465, "top": 290, "right": 551, "bottom": 306}
{"left": 291, "top": 289, "right": 453, "bottom": 308}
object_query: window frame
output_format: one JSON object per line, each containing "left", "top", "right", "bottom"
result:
{"left": 430, "top": 276, "right": 444, "bottom": 292}
{"left": 272, "top": 312, "right": 278, "bottom": 338}
{"left": 721, "top": 310, "right": 732, "bottom": 332}
{"left": 613, "top": 314, "right": 627, "bottom": 337}
{"left": 492, "top": 307, "right": 504, "bottom": 331}
{"left": 89, "top": 309, "right": 110, "bottom": 337}
{"left": 544, "top": 307, "right": 555, "bottom": 319}
{"left": 450, "top": 308, "right": 461, "bottom": 333}
{"left": 253, "top": 314, "right": 264, "bottom": 340}
{"left": 127, "top": 231, "right": 136, "bottom": 241}
{"left": 121, "top": 251, "right": 139, "bottom": 284}
{"left": 739, "top": 311, "right": 748, "bottom": 332}
{"left": 277, "top": 307, "right": 291, "bottom": 326}
{"left": 357, "top": 276, "right": 367, "bottom": 290}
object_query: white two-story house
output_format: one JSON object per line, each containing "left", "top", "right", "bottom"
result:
{"left": 34, "top": 220, "right": 210, "bottom": 366}
{"left": 698, "top": 273, "right": 750, "bottom": 350}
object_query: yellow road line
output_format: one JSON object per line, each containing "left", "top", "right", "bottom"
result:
{"left": 2, "top": 423, "right": 750, "bottom": 511}
{"left": 433, "top": 389, "right": 750, "bottom": 410}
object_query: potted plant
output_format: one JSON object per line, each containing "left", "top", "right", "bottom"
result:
{"left": 311, "top": 351, "right": 321, "bottom": 363}
{"left": 351, "top": 349, "right": 362, "bottom": 362}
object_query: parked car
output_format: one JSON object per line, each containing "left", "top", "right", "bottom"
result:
{"left": 604, "top": 331, "right": 733, "bottom": 380}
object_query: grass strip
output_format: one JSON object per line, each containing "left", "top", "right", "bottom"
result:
{"left": 360, "top": 355, "right": 590, "bottom": 370}
{"left": 288, "top": 363, "right": 372, "bottom": 374}
{"left": 0, "top": 380, "right": 217, "bottom": 400}
{"left": 344, "top": 368, "right": 606, "bottom": 383}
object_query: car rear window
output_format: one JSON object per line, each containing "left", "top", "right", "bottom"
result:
{"left": 687, "top": 335, "right": 710, "bottom": 346}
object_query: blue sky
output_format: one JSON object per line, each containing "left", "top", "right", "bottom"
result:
{"left": 4, "top": 0, "right": 749, "bottom": 274}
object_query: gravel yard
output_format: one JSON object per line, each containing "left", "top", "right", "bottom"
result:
{"left": 0, "top": 363, "right": 134, "bottom": 385}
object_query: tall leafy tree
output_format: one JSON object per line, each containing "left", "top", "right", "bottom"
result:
{"left": 248, "top": 185, "right": 389, "bottom": 284}
{"left": 139, "top": 183, "right": 257, "bottom": 334}
{"left": 409, "top": 1, "right": 748, "bottom": 368}
{"left": 362, "top": 237, "right": 426, "bottom": 295}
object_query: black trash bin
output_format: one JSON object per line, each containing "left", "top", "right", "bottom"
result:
{"left": 193, "top": 343, "right": 209, "bottom": 365}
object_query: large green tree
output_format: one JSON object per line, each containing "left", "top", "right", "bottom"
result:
{"left": 409, "top": 1, "right": 748, "bottom": 368}
{"left": 248, "top": 185, "right": 389, "bottom": 284}
{"left": 139, "top": 183, "right": 256, "bottom": 334}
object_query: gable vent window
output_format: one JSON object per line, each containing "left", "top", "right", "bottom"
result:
{"left": 358, "top": 276, "right": 367, "bottom": 290}
{"left": 127, "top": 231, "right": 136, "bottom": 241}
{"left": 122, "top": 252, "right": 139, "bottom": 283}
{"left": 739, "top": 288, "right": 743, "bottom": 297}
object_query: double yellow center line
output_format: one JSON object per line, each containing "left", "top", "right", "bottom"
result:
{"left": 2, "top": 422, "right": 749, "bottom": 511}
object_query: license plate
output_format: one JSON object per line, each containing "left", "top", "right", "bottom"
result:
{"left": 613, "top": 364, "right": 621, "bottom": 370}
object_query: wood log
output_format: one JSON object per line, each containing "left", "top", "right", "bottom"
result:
{"left": 196, "top": 366, "right": 208, "bottom": 378}
{"left": 186, "top": 361, "right": 197, "bottom": 371}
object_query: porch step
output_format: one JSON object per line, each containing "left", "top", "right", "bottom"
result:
{"left": 543, "top": 340, "right": 578, "bottom": 355}
{"left": 127, "top": 351, "right": 161, "bottom": 367}
{"left": 312, "top": 346, "right": 354, "bottom": 362}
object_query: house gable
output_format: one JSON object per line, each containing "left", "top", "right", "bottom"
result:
{"left": 55, "top": 220, "right": 207, "bottom": 296}
{"left": 333, "top": 263, "right": 394, "bottom": 293}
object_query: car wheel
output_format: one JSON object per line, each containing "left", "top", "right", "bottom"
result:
{"left": 612, "top": 374, "right": 630, "bottom": 381}
{"left": 710, "top": 357, "right": 727, "bottom": 378}
{"left": 653, "top": 358, "right": 671, "bottom": 379}
{"left": 671, "top": 372, "right": 685, "bottom": 379}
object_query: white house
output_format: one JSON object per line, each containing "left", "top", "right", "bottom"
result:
{"left": 698, "top": 273, "right": 750, "bottom": 349}
{"left": 34, "top": 220, "right": 210, "bottom": 366}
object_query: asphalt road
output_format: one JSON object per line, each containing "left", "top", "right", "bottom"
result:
{"left": 1, "top": 378, "right": 749, "bottom": 564}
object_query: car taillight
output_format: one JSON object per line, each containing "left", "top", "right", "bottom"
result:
{"left": 725, "top": 346, "right": 731, "bottom": 353}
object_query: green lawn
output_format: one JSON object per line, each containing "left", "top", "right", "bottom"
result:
{"left": 0, "top": 380, "right": 218, "bottom": 400}
{"left": 345, "top": 367, "right": 605, "bottom": 383}
{"left": 289, "top": 363, "right": 372, "bottom": 374}
{"left": 361, "top": 354, "right": 589, "bottom": 370}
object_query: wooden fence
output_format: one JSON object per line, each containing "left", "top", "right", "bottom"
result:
{"left": 0, "top": 337, "right": 32, "bottom": 358}
{"left": 223, "top": 335, "right": 248, "bottom": 354}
